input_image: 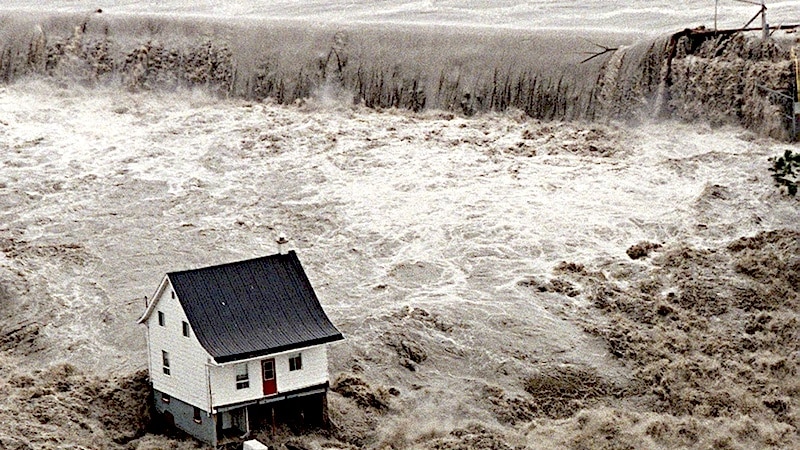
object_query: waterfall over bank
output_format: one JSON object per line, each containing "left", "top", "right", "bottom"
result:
{"left": 1, "top": 11, "right": 797, "bottom": 139}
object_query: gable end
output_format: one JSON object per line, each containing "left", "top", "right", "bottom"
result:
{"left": 137, "top": 274, "right": 171, "bottom": 324}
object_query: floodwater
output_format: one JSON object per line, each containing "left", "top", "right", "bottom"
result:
{"left": 2, "top": 0, "right": 800, "bottom": 32}
{"left": 0, "top": 1, "right": 799, "bottom": 449}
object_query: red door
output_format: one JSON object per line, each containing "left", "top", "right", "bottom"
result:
{"left": 262, "top": 359, "right": 277, "bottom": 395}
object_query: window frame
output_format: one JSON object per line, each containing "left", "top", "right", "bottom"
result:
{"left": 182, "top": 321, "right": 190, "bottom": 338}
{"left": 235, "top": 363, "right": 250, "bottom": 390}
{"left": 263, "top": 359, "right": 275, "bottom": 380}
{"left": 162, "top": 350, "right": 171, "bottom": 376}
{"left": 157, "top": 311, "right": 165, "bottom": 327}
{"left": 289, "top": 353, "right": 302, "bottom": 372}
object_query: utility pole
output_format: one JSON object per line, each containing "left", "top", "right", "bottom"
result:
{"left": 735, "top": 0, "right": 769, "bottom": 41}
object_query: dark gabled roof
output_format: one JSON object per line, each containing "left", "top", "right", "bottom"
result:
{"left": 167, "top": 251, "right": 343, "bottom": 364}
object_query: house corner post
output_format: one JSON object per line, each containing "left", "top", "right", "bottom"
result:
{"left": 205, "top": 361, "right": 214, "bottom": 415}
{"left": 321, "top": 391, "right": 330, "bottom": 428}
{"left": 211, "top": 418, "right": 218, "bottom": 449}
{"left": 245, "top": 405, "right": 251, "bottom": 434}
{"left": 271, "top": 406, "right": 277, "bottom": 436}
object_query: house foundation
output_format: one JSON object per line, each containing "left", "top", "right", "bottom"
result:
{"left": 155, "top": 385, "right": 330, "bottom": 447}
{"left": 154, "top": 389, "right": 217, "bottom": 445}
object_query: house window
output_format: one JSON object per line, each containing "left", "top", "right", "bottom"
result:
{"left": 263, "top": 360, "right": 275, "bottom": 380}
{"left": 157, "top": 311, "right": 165, "bottom": 327}
{"left": 193, "top": 406, "right": 202, "bottom": 424}
{"left": 161, "top": 392, "right": 170, "bottom": 403}
{"left": 171, "top": 290, "right": 175, "bottom": 299}
{"left": 235, "top": 363, "right": 249, "bottom": 390}
{"left": 182, "top": 321, "right": 190, "bottom": 338}
{"left": 289, "top": 354, "right": 302, "bottom": 371}
{"left": 162, "top": 350, "right": 171, "bottom": 376}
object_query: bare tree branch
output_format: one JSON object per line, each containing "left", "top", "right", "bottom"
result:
{"left": 579, "top": 39, "right": 619, "bottom": 64}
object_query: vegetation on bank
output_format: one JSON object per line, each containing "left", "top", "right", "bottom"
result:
{"left": 770, "top": 150, "right": 800, "bottom": 196}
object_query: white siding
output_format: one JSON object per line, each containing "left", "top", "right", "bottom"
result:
{"left": 210, "top": 344, "right": 329, "bottom": 409}
{"left": 209, "top": 359, "right": 261, "bottom": 408}
{"left": 146, "top": 277, "right": 210, "bottom": 411}
{"left": 276, "top": 345, "right": 328, "bottom": 392}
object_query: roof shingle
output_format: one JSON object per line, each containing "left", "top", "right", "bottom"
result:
{"left": 168, "top": 251, "right": 343, "bottom": 363}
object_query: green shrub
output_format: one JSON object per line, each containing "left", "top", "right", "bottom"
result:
{"left": 769, "top": 150, "right": 800, "bottom": 196}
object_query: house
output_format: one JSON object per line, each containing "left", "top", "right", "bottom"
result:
{"left": 137, "top": 245, "right": 344, "bottom": 447}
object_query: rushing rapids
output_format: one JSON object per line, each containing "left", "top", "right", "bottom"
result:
{"left": 2, "top": 6, "right": 800, "bottom": 450}
{"left": 0, "top": 11, "right": 797, "bottom": 138}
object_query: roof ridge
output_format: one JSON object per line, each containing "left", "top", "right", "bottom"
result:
{"left": 167, "top": 250, "right": 296, "bottom": 276}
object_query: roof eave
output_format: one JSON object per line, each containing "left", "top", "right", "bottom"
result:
{"left": 212, "top": 333, "right": 345, "bottom": 365}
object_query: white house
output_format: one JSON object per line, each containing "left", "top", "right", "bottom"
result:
{"left": 137, "top": 248, "right": 343, "bottom": 447}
